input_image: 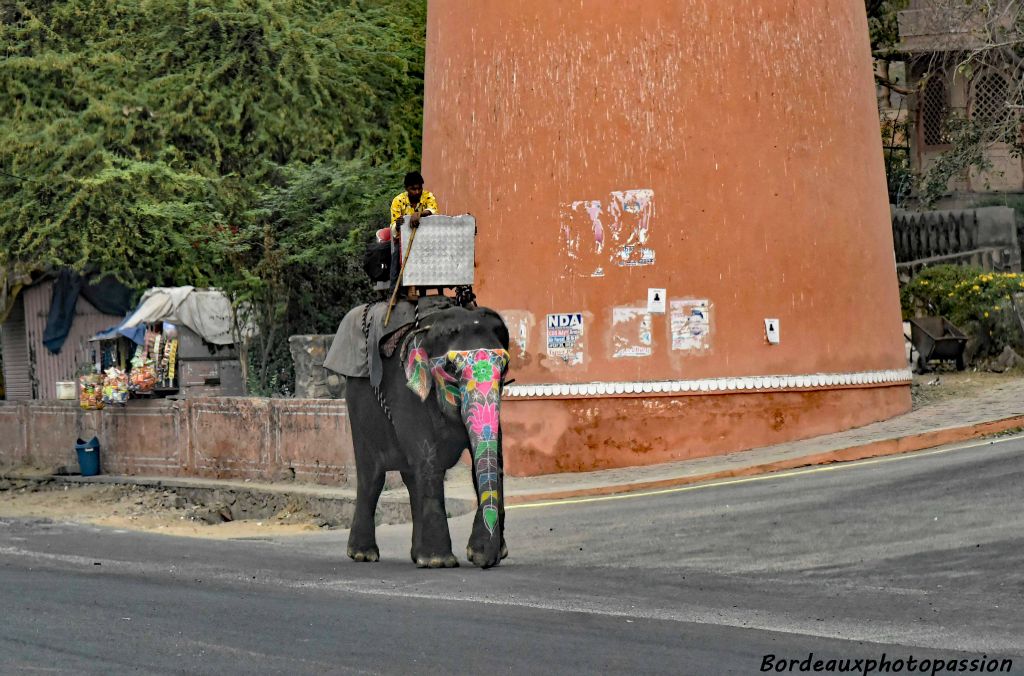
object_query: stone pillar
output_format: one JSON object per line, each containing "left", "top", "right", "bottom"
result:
{"left": 289, "top": 335, "right": 345, "bottom": 399}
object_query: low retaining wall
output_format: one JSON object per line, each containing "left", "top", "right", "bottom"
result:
{"left": 1, "top": 381, "right": 912, "bottom": 481}
{"left": 0, "top": 398, "right": 355, "bottom": 485}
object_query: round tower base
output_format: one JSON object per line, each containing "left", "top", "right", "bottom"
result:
{"left": 502, "top": 384, "right": 912, "bottom": 476}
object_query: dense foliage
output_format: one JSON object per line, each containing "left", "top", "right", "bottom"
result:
{"left": 866, "top": 0, "right": 908, "bottom": 54}
{"left": 0, "top": 0, "right": 426, "bottom": 392}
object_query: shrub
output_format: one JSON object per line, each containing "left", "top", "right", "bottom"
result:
{"left": 901, "top": 265, "right": 1024, "bottom": 357}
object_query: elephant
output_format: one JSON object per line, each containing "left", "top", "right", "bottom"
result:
{"left": 340, "top": 300, "right": 511, "bottom": 569}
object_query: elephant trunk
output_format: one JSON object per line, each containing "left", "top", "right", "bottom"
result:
{"left": 462, "top": 396, "right": 502, "bottom": 534}
{"left": 425, "top": 347, "right": 508, "bottom": 541}
{"left": 459, "top": 362, "right": 505, "bottom": 537}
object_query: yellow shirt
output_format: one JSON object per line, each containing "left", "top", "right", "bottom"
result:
{"left": 390, "top": 190, "right": 440, "bottom": 237}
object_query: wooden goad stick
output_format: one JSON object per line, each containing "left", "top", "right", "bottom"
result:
{"left": 384, "top": 221, "right": 419, "bottom": 326}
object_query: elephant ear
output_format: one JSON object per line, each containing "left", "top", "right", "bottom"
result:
{"left": 430, "top": 356, "right": 461, "bottom": 411}
{"left": 404, "top": 345, "right": 432, "bottom": 402}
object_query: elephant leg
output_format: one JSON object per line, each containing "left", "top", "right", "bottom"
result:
{"left": 347, "top": 467, "right": 385, "bottom": 562}
{"left": 401, "top": 470, "right": 421, "bottom": 564}
{"left": 409, "top": 469, "right": 458, "bottom": 569}
{"left": 345, "top": 378, "right": 393, "bottom": 563}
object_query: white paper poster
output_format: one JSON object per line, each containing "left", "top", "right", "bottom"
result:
{"left": 670, "top": 300, "right": 711, "bottom": 351}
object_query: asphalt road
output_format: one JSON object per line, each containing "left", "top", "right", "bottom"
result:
{"left": 1, "top": 436, "right": 1023, "bottom": 675}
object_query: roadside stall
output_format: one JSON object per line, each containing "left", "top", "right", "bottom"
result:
{"left": 85, "top": 287, "right": 253, "bottom": 407}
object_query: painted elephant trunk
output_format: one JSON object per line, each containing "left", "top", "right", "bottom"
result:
{"left": 463, "top": 395, "right": 503, "bottom": 536}
{"left": 425, "top": 347, "right": 509, "bottom": 566}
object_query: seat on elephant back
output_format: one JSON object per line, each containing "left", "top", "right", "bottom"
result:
{"left": 324, "top": 296, "right": 456, "bottom": 388}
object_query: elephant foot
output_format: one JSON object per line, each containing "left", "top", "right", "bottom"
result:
{"left": 466, "top": 542, "right": 504, "bottom": 569}
{"left": 347, "top": 545, "right": 380, "bottom": 563}
{"left": 414, "top": 553, "right": 460, "bottom": 569}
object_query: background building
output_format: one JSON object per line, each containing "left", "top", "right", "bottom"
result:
{"left": 423, "top": 0, "right": 911, "bottom": 475}
{"left": 898, "top": 0, "right": 1024, "bottom": 203}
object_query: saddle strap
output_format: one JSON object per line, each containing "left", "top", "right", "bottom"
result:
{"left": 361, "top": 302, "right": 393, "bottom": 424}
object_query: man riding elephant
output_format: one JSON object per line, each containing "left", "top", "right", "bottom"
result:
{"left": 389, "top": 171, "right": 439, "bottom": 291}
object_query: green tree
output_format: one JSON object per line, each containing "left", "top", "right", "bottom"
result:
{"left": 1, "top": 0, "right": 426, "bottom": 393}
{"left": 866, "top": 0, "right": 909, "bottom": 53}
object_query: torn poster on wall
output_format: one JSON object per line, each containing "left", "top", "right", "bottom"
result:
{"left": 607, "top": 190, "right": 655, "bottom": 268}
{"left": 498, "top": 310, "right": 535, "bottom": 363}
{"left": 559, "top": 200, "right": 605, "bottom": 278}
{"left": 546, "top": 313, "right": 585, "bottom": 365}
{"left": 560, "top": 189, "right": 655, "bottom": 277}
{"left": 670, "top": 300, "right": 711, "bottom": 351}
{"left": 611, "top": 307, "right": 653, "bottom": 358}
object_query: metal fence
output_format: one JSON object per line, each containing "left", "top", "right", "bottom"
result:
{"left": 891, "top": 206, "right": 1021, "bottom": 279}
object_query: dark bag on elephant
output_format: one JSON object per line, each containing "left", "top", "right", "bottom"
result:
{"left": 362, "top": 241, "right": 392, "bottom": 283}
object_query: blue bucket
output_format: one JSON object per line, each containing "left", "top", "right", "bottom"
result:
{"left": 75, "top": 437, "right": 101, "bottom": 477}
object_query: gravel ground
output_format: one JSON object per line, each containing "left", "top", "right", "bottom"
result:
{"left": 911, "top": 369, "right": 1024, "bottom": 409}
{"left": 0, "top": 479, "right": 326, "bottom": 539}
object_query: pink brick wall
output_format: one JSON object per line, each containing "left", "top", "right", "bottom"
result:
{"left": 0, "top": 398, "right": 356, "bottom": 485}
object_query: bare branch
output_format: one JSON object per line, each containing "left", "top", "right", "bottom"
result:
{"left": 876, "top": 73, "right": 918, "bottom": 95}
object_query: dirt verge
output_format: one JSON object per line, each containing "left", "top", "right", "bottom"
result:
{"left": 911, "top": 370, "right": 1024, "bottom": 409}
{"left": 0, "top": 477, "right": 430, "bottom": 539}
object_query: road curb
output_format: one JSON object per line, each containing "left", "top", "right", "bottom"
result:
{"left": 505, "top": 414, "right": 1024, "bottom": 505}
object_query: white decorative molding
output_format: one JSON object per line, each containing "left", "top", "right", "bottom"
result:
{"left": 502, "top": 368, "right": 912, "bottom": 399}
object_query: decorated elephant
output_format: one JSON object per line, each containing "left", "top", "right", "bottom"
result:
{"left": 325, "top": 297, "right": 511, "bottom": 568}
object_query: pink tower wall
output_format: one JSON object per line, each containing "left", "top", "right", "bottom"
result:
{"left": 422, "top": 0, "right": 911, "bottom": 475}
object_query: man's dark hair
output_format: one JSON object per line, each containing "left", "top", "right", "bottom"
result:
{"left": 404, "top": 171, "right": 424, "bottom": 187}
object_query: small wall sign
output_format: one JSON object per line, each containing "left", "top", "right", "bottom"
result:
{"left": 647, "top": 288, "right": 667, "bottom": 314}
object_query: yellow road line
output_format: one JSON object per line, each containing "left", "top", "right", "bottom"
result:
{"left": 507, "top": 434, "right": 1023, "bottom": 510}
